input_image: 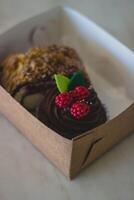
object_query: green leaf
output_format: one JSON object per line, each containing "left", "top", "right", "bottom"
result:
{"left": 54, "top": 74, "right": 70, "bottom": 93}
{"left": 68, "top": 71, "right": 85, "bottom": 90}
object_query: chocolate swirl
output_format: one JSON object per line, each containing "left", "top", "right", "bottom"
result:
{"left": 36, "top": 85, "right": 107, "bottom": 139}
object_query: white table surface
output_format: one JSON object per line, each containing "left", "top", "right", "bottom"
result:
{"left": 0, "top": 1, "right": 134, "bottom": 200}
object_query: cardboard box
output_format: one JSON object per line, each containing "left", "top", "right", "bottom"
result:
{"left": 0, "top": 6, "right": 134, "bottom": 179}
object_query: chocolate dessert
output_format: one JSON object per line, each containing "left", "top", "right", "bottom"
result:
{"left": 0, "top": 45, "right": 107, "bottom": 139}
{"left": 37, "top": 81, "right": 106, "bottom": 139}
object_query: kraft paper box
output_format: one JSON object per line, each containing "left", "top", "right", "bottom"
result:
{"left": 0, "top": 6, "right": 134, "bottom": 179}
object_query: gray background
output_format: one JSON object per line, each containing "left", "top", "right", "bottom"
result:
{"left": 0, "top": 0, "right": 134, "bottom": 200}
{"left": 0, "top": 0, "right": 134, "bottom": 50}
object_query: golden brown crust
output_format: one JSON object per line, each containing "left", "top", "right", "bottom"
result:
{"left": 0, "top": 45, "right": 85, "bottom": 94}
{"left": 1, "top": 54, "right": 25, "bottom": 92}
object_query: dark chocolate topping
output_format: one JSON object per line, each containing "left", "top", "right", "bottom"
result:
{"left": 36, "top": 84, "right": 107, "bottom": 139}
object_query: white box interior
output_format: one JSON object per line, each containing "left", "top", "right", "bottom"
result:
{"left": 0, "top": 6, "right": 134, "bottom": 120}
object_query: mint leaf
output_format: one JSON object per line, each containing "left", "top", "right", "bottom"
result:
{"left": 54, "top": 74, "right": 70, "bottom": 93}
{"left": 68, "top": 71, "right": 85, "bottom": 90}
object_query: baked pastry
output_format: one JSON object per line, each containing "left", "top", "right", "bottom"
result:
{"left": 0, "top": 45, "right": 89, "bottom": 111}
{"left": 0, "top": 45, "right": 107, "bottom": 138}
{"left": 1, "top": 45, "right": 87, "bottom": 93}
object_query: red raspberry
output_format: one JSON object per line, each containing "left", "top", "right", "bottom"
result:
{"left": 71, "top": 86, "right": 90, "bottom": 100}
{"left": 70, "top": 102, "right": 90, "bottom": 119}
{"left": 55, "top": 92, "right": 73, "bottom": 108}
